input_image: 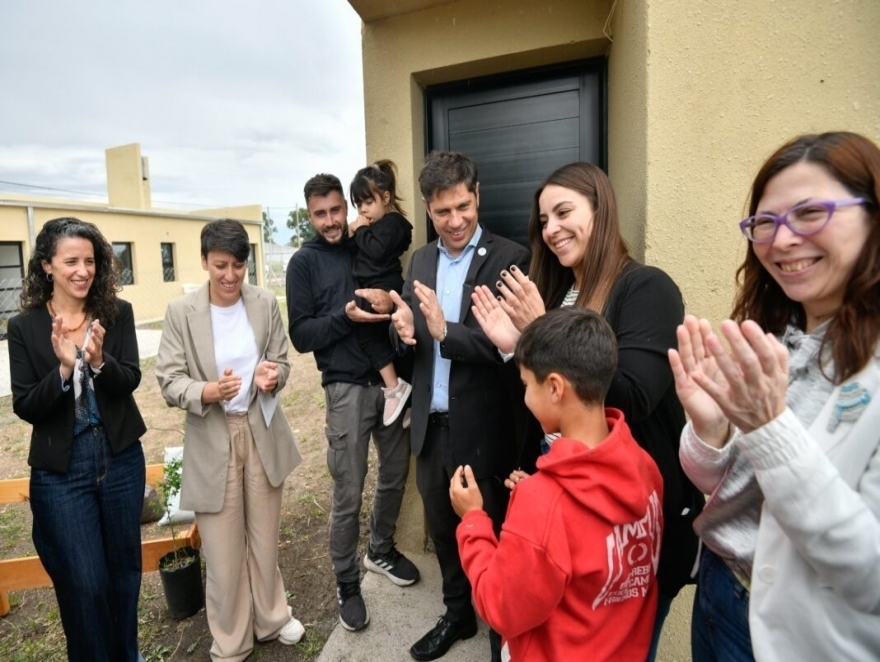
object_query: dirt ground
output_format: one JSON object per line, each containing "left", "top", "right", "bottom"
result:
{"left": 0, "top": 347, "right": 376, "bottom": 661}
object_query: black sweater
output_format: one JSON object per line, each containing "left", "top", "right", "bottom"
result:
{"left": 350, "top": 211, "right": 412, "bottom": 292}
{"left": 601, "top": 262, "right": 703, "bottom": 598}
{"left": 286, "top": 237, "right": 377, "bottom": 387}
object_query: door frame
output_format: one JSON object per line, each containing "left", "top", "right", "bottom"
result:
{"left": 423, "top": 58, "right": 607, "bottom": 240}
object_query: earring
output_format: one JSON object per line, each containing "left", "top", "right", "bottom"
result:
{"left": 45, "top": 273, "right": 53, "bottom": 282}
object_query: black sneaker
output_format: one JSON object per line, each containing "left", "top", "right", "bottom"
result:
{"left": 364, "top": 545, "right": 421, "bottom": 586}
{"left": 337, "top": 580, "right": 369, "bottom": 631}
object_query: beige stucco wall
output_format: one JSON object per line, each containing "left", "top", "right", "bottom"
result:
{"left": 639, "top": 0, "right": 880, "bottom": 324}
{"left": 358, "top": 0, "right": 880, "bottom": 323}
{"left": 359, "top": 0, "right": 612, "bottom": 249}
{"left": 605, "top": 0, "right": 648, "bottom": 260}
{"left": 0, "top": 201, "right": 262, "bottom": 322}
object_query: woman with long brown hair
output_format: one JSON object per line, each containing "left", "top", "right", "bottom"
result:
{"left": 472, "top": 162, "right": 703, "bottom": 659}
{"left": 670, "top": 131, "right": 880, "bottom": 660}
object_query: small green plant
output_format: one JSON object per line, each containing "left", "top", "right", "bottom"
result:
{"left": 158, "top": 457, "right": 194, "bottom": 571}
{"left": 145, "top": 643, "right": 172, "bottom": 662}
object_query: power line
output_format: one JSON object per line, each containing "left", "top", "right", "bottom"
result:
{"left": 0, "top": 178, "right": 106, "bottom": 198}
{"left": 0, "top": 178, "right": 305, "bottom": 212}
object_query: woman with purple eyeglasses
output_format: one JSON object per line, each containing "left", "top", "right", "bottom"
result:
{"left": 669, "top": 131, "right": 880, "bottom": 661}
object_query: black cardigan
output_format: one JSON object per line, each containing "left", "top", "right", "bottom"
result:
{"left": 522, "top": 261, "right": 704, "bottom": 598}
{"left": 350, "top": 211, "right": 412, "bottom": 292}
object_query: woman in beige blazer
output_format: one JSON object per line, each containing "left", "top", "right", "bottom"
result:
{"left": 156, "top": 219, "right": 303, "bottom": 662}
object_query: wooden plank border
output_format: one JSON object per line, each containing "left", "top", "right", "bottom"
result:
{"left": 0, "top": 463, "right": 200, "bottom": 616}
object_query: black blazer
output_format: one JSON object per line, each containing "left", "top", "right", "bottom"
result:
{"left": 9, "top": 300, "right": 147, "bottom": 473}
{"left": 400, "top": 226, "right": 530, "bottom": 479}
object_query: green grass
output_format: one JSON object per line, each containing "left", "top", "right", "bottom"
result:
{"left": 0, "top": 606, "right": 66, "bottom": 662}
{"left": 0, "top": 506, "right": 29, "bottom": 553}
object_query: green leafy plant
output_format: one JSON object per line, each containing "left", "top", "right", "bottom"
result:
{"left": 158, "top": 457, "right": 195, "bottom": 571}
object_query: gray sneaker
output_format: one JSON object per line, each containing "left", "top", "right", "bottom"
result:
{"left": 337, "top": 580, "right": 369, "bottom": 631}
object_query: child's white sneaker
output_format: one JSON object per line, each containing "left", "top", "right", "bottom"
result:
{"left": 383, "top": 379, "right": 412, "bottom": 426}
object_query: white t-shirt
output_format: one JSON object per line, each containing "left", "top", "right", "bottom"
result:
{"left": 210, "top": 298, "right": 258, "bottom": 414}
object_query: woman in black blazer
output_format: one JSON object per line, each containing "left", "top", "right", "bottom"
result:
{"left": 8, "top": 217, "right": 147, "bottom": 662}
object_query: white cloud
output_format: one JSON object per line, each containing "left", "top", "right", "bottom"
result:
{"left": 0, "top": 0, "right": 367, "bottom": 243}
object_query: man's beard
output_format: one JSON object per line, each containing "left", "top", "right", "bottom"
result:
{"left": 319, "top": 223, "right": 348, "bottom": 244}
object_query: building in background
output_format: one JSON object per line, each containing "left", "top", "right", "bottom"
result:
{"left": 344, "top": 1, "right": 879, "bottom": 654}
{"left": 262, "top": 241, "right": 297, "bottom": 289}
{"left": 346, "top": 0, "right": 879, "bottom": 325}
{"left": 0, "top": 143, "right": 263, "bottom": 336}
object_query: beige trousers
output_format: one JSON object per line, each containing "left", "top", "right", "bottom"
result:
{"left": 196, "top": 414, "right": 289, "bottom": 662}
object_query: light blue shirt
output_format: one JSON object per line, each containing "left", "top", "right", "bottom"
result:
{"left": 429, "top": 225, "right": 483, "bottom": 413}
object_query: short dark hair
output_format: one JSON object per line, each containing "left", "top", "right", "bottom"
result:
{"left": 418, "top": 151, "right": 479, "bottom": 203}
{"left": 21, "top": 217, "right": 121, "bottom": 324}
{"left": 304, "top": 173, "right": 344, "bottom": 206}
{"left": 200, "top": 219, "right": 250, "bottom": 262}
{"left": 514, "top": 307, "right": 617, "bottom": 406}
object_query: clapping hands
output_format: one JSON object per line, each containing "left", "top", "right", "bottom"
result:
{"left": 669, "top": 315, "right": 789, "bottom": 445}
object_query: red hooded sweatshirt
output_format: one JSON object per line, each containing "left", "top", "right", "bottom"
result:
{"left": 456, "top": 408, "right": 664, "bottom": 661}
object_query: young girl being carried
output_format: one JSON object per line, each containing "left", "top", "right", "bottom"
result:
{"left": 349, "top": 160, "right": 413, "bottom": 425}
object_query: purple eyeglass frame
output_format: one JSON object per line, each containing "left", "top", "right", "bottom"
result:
{"left": 739, "top": 197, "right": 867, "bottom": 243}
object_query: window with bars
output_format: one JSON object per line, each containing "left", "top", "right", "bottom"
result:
{"left": 113, "top": 242, "right": 134, "bottom": 285}
{"left": 248, "top": 244, "right": 257, "bottom": 285}
{"left": 161, "top": 242, "right": 176, "bottom": 282}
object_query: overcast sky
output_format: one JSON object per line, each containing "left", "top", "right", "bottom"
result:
{"left": 0, "top": 1, "right": 365, "bottom": 245}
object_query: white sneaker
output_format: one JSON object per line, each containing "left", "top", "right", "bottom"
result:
{"left": 278, "top": 607, "right": 305, "bottom": 645}
{"left": 383, "top": 379, "right": 412, "bottom": 426}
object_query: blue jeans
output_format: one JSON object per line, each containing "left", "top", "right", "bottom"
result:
{"left": 691, "top": 548, "right": 755, "bottom": 662}
{"left": 30, "top": 427, "right": 145, "bottom": 662}
{"left": 646, "top": 592, "right": 674, "bottom": 661}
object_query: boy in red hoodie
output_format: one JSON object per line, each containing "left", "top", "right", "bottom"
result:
{"left": 450, "top": 307, "right": 663, "bottom": 661}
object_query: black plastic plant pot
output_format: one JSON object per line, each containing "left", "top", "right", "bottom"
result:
{"left": 158, "top": 546, "right": 204, "bottom": 620}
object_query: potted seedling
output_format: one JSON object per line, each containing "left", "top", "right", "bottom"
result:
{"left": 157, "top": 456, "right": 204, "bottom": 619}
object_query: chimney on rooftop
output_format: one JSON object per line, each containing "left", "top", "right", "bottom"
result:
{"left": 106, "top": 143, "right": 152, "bottom": 210}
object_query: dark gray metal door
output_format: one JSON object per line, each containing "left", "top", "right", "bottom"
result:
{"left": 427, "top": 60, "right": 606, "bottom": 247}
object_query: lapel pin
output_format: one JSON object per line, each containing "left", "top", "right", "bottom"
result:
{"left": 827, "top": 381, "right": 871, "bottom": 433}
{"left": 477, "top": 247, "right": 487, "bottom": 256}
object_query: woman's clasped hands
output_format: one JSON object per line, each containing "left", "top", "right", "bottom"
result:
{"left": 254, "top": 360, "right": 279, "bottom": 393}
{"left": 471, "top": 264, "right": 545, "bottom": 354}
{"left": 217, "top": 368, "right": 243, "bottom": 402}
{"left": 50, "top": 317, "right": 105, "bottom": 379}
{"left": 669, "top": 314, "right": 789, "bottom": 446}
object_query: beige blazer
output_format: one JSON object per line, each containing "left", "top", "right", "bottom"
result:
{"left": 156, "top": 282, "right": 302, "bottom": 513}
